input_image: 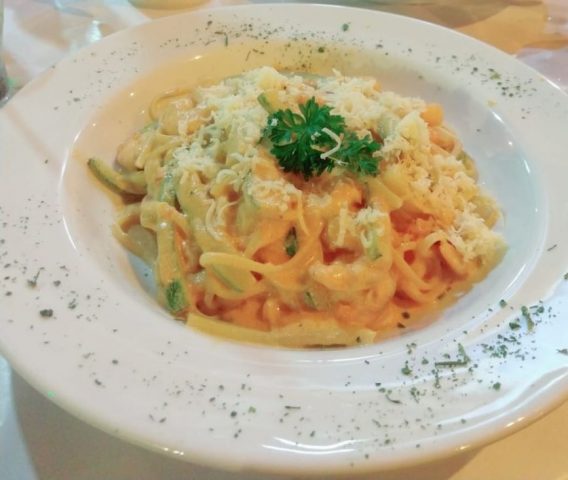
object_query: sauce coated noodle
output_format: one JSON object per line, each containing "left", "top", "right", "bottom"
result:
{"left": 88, "top": 67, "right": 505, "bottom": 347}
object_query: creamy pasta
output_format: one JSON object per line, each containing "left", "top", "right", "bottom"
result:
{"left": 88, "top": 67, "right": 505, "bottom": 347}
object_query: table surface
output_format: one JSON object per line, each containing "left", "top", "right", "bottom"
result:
{"left": 1, "top": 1, "right": 568, "bottom": 478}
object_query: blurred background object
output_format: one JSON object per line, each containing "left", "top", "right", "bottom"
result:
{"left": 0, "top": 0, "right": 10, "bottom": 105}
{"left": 128, "top": 0, "right": 208, "bottom": 8}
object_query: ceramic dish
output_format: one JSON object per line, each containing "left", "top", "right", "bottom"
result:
{"left": 1, "top": 4, "right": 568, "bottom": 476}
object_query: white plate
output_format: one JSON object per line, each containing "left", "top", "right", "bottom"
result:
{"left": 1, "top": 4, "right": 568, "bottom": 475}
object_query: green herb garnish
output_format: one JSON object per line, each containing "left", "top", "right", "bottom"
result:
{"left": 521, "top": 305, "right": 535, "bottom": 331}
{"left": 261, "top": 97, "right": 380, "bottom": 179}
{"left": 401, "top": 362, "right": 412, "bottom": 376}
{"left": 434, "top": 343, "right": 470, "bottom": 368}
{"left": 39, "top": 309, "right": 53, "bottom": 318}
{"left": 410, "top": 386, "right": 421, "bottom": 402}
{"left": 385, "top": 391, "right": 402, "bottom": 404}
{"left": 27, "top": 268, "right": 43, "bottom": 288}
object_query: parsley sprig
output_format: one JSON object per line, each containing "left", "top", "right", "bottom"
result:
{"left": 260, "top": 96, "right": 381, "bottom": 179}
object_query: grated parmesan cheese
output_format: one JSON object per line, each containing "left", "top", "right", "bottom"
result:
{"left": 168, "top": 66, "right": 502, "bottom": 267}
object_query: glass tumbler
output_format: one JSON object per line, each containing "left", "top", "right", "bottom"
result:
{"left": 0, "top": 0, "right": 9, "bottom": 105}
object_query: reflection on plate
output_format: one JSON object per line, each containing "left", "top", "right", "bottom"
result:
{"left": 1, "top": 4, "right": 568, "bottom": 475}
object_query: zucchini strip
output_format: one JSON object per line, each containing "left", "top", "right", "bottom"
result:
{"left": 156, "top": 219, "right": 190, "bottom": 314}
{"left": 177, "top": 172, "right": 258, "bottom": 294}
{"left": 88, "top": 157, "right": 146, "bottom": 195}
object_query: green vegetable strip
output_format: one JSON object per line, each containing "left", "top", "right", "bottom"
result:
{"left": 303, "top": 291, "right": 317, "bottom": 310}
{"left": 257, "top": 93, "right": 274, "bottom": 114}
{"left": 157, "top": 158, "right": 180, "bottom": 205}
{"left": 284, "top": 228, "right": 298, "bottom": 257}
{"left": 146, "top": 152, "right": 194, "bottom": 314}
{"left": 141, "top": 136, "right": 183, "bottom": 199}
{"left": 155, "top": 220, "right": 188, "bottom": 314}
{"left": 165, "top": 281, "right": 186, "bottom": 313}
{"left": 87, "top": 157, "right": 147, "bottom": 195}
{"left": 143, "top": 143, "right": 167, "bottom": 200}
{"left": 364, "top": 228, "right": 382, "bottom": 261}
{"left": 134, "top": 149, "right": 190, "bottom": 314}
{"left": 176, "top": 173, "right": 258, "bottom": 293}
